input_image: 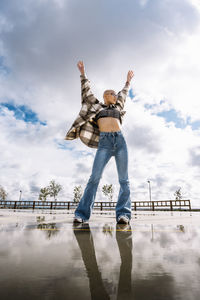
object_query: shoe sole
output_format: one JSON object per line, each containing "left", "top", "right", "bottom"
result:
{"left": 73, "top": 219, "right": 83, "bottom": 224}
{"left": 117, "top": 220, "right": 129, "bottom": 224}
{"left": 117, "top": 217, "right": 130, "bottom": 225}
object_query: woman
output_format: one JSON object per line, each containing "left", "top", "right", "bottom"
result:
{"left": 73, "top": 61, "right": 134, "bottom": 224}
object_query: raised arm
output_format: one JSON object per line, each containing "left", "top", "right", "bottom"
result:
{"left": 116, "top": 70, "right": 134, "bottom": 110}
{"left": 77, "top": 61, "right": 99, "bottom": 105}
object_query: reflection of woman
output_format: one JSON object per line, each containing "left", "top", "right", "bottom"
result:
{"left": 73, "top": 223, "right": 133, "bottom": 299}
{"left": 73, "top": 61, "right": 134, "bottom": 224}
{"left": 116, "top": 224, "right": 133, "bottom": 299}
{"left": 73, "top": 223, "right": 110, "bottom": 300}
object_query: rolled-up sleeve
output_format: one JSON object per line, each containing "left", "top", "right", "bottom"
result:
{"left": 80, "top": 74, "right": 99, "bottom": 105}
{"left": 116, "top": 82, "right": 130, "bottom": 110}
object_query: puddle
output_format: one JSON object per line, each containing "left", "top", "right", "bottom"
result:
{"left": 0, "top": 210, "right": 200, "bottom": 299}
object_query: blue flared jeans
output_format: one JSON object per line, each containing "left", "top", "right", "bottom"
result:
{"left": 74, "top": 130, "right": 131, "bottom": 222}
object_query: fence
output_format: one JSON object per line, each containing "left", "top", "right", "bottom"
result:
{"left": 0, "top": 199, "right": 191, "bottom": 211}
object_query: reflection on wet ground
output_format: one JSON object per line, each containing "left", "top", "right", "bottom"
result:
{"left": 0, "top": 210, "right": 200, "bottom": 300}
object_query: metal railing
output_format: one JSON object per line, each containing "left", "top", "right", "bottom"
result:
{"left": 0, "top": 199, "right": 191, "bottom": 211}
{"left": 131, "top": 200, "right": 191, "bottom": 211}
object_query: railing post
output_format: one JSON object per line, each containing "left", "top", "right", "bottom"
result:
{"left": 68, "top": 202, "right": 70, "bottom": 210}
{"left": 50, "top": 202, "right": 53, "bottom": 210}
{"left": 188, "top": 200, "right": 191, "bottom": 211}
{"left": 170, "top": 200, "right": 173, "bottom": 211}
{"left": 14, "top": 201, "right": 17, "bottom": 209}
{"left": 101, "top": 202, "right": 103, "bottom": 211}
{"left": 152, "top": 201, "right": 155, "bottom": 211}
{"left": 33, "top": 201, "right": 35, "bottom": 210}
{"left": 134, "top": 202, "right": 137, "bottom": 211}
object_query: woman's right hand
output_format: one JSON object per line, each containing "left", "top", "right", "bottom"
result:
{"left": 77, "top": 61, "right": 85, "bottom": 75}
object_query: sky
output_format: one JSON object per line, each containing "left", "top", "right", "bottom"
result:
{"left": 0, "top": 0, "right": 200, "bottom": 207}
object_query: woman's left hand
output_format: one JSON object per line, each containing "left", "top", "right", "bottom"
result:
{"left": 127, "top": 70, "right": 134, "bottom": 83}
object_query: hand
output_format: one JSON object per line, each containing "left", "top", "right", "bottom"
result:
{"left": 127, "top": 70, "right": 134, "bottom": 83}
{"left": 77, "top": 60, "right": 85, "bottom": 75}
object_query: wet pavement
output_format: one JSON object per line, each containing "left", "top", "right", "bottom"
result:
{"left": 0, "top": 209, "right": 200, "bottom": 300}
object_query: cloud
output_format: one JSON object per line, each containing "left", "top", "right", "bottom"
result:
{"left": 128, "top": 124, "right": 162, "bottom": 153}
{"left": 0, "top": 0, "right": 200, "bottom": 207}
{"left": 189, "top": 146, "right": 200, "bottom": 166}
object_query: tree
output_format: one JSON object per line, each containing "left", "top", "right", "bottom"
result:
{"left": 102, "top": 184, "right": 114, "bottom": 202}
{"left": 0, "top": 185, "right": 8, "bottom": 201}
{"left": 73, "top": 185, "right": 83, "bottom": 203}
{"left": 174, "top": 188, "right": 182, "bottom": 200}
{"left": 38, "top": 187, "right": 50, "bottom": 202}
{"left": 48, "top": 180, "right": 62, "bottom": 201}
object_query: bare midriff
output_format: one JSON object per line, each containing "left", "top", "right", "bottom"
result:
{"left": 97, "top": 117, "right": 121, "bottom": 132}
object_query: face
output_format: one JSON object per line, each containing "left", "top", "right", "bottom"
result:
{"left": 103, "top": 90, "right": 117, "bottom": 105}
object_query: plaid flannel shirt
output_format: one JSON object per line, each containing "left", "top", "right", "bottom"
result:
{"left": 64, "top": 74, "right": 130, "bottom": 148}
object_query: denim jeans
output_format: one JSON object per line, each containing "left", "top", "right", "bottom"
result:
{"left": 74, "top": 130, "right": 131, "bottom": 222}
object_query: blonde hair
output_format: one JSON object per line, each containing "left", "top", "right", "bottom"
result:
{"left": 103, "top": 89, "right": 117, "bottom": 96}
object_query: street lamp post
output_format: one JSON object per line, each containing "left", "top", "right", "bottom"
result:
{"left": 147, "top": 181, "right": 152, "bottom": 209}
{"left": 19, "top": 190, "right": 22, "bottom": 201}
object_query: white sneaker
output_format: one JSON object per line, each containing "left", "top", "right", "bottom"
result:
{"left": 117, "top": 215, "right": 130, "bottom": 225}
{"left": 73, "top": 216, "right": 83, "bottom": 223}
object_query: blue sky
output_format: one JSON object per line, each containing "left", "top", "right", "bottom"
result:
{"left": 0, "top": 102, "right": 47, "bottom": 125}
{"left": 0, "top": 0, "right": 200, "bottom": 207}
{"left": 157, "top": 109, "right": 200, "bottom": 130}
